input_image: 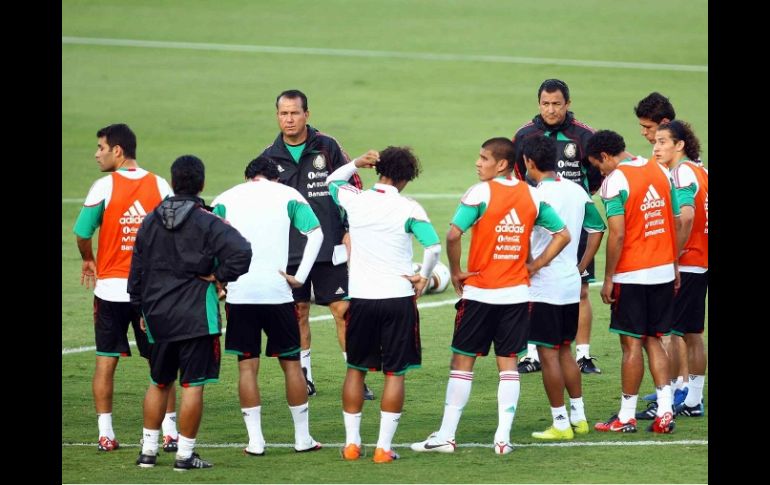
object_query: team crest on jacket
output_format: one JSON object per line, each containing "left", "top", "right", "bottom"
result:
{"left": 312, "top": 154, "right": 326, "bottom": 170}
{"left": 563, "top": 143, "right": 577, "bottom": 159}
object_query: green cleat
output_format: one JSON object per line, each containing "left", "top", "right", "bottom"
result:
{"left": 532, "top": 425, "right": 575, "bottom": 440}
{"left": 571, "top": 420, "right": 589, "bottom": 435}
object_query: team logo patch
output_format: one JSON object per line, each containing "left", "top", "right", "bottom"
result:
{"left": 563, "top": 142, "right": 577, "bottom": 159}
{"left": 313, "top": 154, "right": 326, "bottom": 170}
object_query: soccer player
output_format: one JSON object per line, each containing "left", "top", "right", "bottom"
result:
{"left": 411, "top": 138, "right": 569, "bottom": 455}
{"left": 259, "top": 89, "right": 374, "bottom": 400}
{"left": 327, "top": 147, "right": 441, "bottom": 463}
{"left": 522, "top": 135, "right": 606, "bottom": 440}
{"left": 130, "top": 155, "right": 252, "bottom": 469}
{"left": 511, "top": 79, "right": 603, "bottom": 375}
{"left": 587, "top": 130, "right": 680, "bottom": 434}
{"left": 652, "top": 121, "right": 708, "bottom": 417}
{"left": 211, "top": 156, "right": 325, "bottom": 456}
{"left": 73, "top": 123, "right": 179, "bottom": 452}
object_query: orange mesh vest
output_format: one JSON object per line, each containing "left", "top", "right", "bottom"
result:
{"left": 97, "top": 172, "right": 163, "bottom": 279}
{"left": 615, "top": 160, "right": 677, "bottom": 274}
{"left": 678, "top": 161, "right": 708, "bottom": 268}
{"left": 465, "top": 180, "right": 537, "bottom": 289}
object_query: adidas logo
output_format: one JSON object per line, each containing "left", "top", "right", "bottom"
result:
{"left": 119, "top": 200, "right": 148, "bottom": 224}
{"left": 277, "top": 165, "right": 285, "bottom": 172}
{"left": 334, "top": 287, "right": 345, "bottom": 295}
{"left": 640, "top": 185, "right": 666, "bottom": 211}
{"left": 495, "top": 208, "right": 525, "bottom": 233}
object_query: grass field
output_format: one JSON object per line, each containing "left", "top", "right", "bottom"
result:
{"left": 62, "top": 1, "right": 708, "bottom": 483}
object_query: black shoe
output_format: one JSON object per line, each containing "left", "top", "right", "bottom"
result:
{"left": 363, "top": 382, "right": 375, "bottom": 400}
{"left": 517, "top": 358, "right": 541, "bottom": 373}
{"left": 635, "top": 401, "right": 658, "bottom": 420}
{"left": 173, "top": 452, "right": 213, "bottom": 470}
{"left": 577, "top": 356, "right": 602, "bottom": 374}
{"left": 136, "top": 453, "right": 157, "bottom": 468}
{"left": 302, "top": 367, "right": 316, "bottom": 397}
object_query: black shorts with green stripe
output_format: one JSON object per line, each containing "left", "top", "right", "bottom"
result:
{"left": 609, "top": 281, "right": 674, "bottom": 338}
{"left": 450, "top": 299, "right": 528, "bottom": 358}
{"left": 93, "top": 296, "right": 150, "bottom": 358}
{"left": 345, "top": 296, "right": 421, "bottom": 375}
{"left": 224, "top": 302, "right": 300, "bottom": 360}
{"left": 149, "top": 335, "right": 221, "bottom": 387}
{"left": 671, "top": 271, "right": 708, "bottom": 336}
{"left": 528, "top": 302, "right": 579, "bottom": 348}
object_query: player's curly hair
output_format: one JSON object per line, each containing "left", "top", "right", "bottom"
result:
{"left": 375, "top": 146, "right": 421, "bottom": 183}
{"left": 245, "top": 155, "right": 280, "bottom": 180}
{"left": 586, "top": 130, "right": 626, "bottom": 158}
{"left": 657, "top": 120, "right": 701, "bottom": 161}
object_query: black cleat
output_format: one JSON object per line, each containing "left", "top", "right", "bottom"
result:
{"left": 577, "top": 356, "right": 602, "bottom": 374}
{"left": 517, "top": 357, "right": 541, "bottom": 373}
{"left": 136, "top": 453, "right": 157, "bottom": 468}
{"left": 173, "top": 452, "right": 213, "bottom": 470}
{"left": 363, "top": 382, "right": 375, "bottom": 400}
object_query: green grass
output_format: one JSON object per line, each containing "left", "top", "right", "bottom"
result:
{"left": 62, "top": 0, "right": 708, "bottom": 482}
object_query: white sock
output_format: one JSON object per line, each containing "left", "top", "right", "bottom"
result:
{"left": 242, "top": 406, "right": 265, "bottom": 450}
{"left": 141, "top": 428, "right": 159, "bottom": 455}
{"left": 176, "top": 434, "right": 196, "bottom": 460}
{"left": 551, "top": 406, "right": 570, "bottom": 431}
{"left": 618, "top": 394, "right": 638, "bottom": 423}
{"left": 494, "top": 371, "right": 520, "bottom": 443}
{"left": 526, "top": 344, "right": 539, "bottom": 361}
{"left": 437, "top": 370, "right": 473, "bottom": 441}
{"left": 674, "top": 375, "right": 685, "bottom": 390}
{"left": 342, "top": 351, "right": 347, "bottom": 362}
{"left": 376, "top": 411, "right": 401, "bottom": 451}
{"left": 162, "top": 412, "right": 178, "bottom": 438}
{"left": 343, "top": 411, "right": 362, "bottom": 446}
{"left": 575, "top": 344, "right": 590, "bottom": 361}
{"left": 569, "top": 397, "right": 586, "bottom": 424}
{"left": 301, "top": 349, "right": 313, "bottom": 382}
{"left": 656, "top": 385, "right": 673, "bottom": 415}
{"left": 684, "top": 375, "right": 705, "bottom": 407}
{"left": 289, "top": 402, "right": 312, "bottom": 445}
{"left": 97, "top": 413, "right": 115, "bottom": 440}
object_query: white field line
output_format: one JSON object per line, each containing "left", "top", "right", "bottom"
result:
{"left": 61, "top": 37, "right": 707, "bottom": 73}
{"left": 63, "top": 194, "right": 462, "bottom": 204}
{"left": 61, "top": 288, "right": 601, "bottom": 355}
{"left": 62, "top": 439, "right": 707, "bottom": 449}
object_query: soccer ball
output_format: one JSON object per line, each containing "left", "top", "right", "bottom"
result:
{"left": 412, "top": 261, "right": 451, "bottom": 294}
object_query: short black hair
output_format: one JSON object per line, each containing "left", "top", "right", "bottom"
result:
{"left": 658, "top": 120, "right": 701, "bottom": 161}
{"left": 276, "top": 89, "right": 308, "bottom": 111}
{"left": 585, "top": 130, "right": 626, "bottom": 159}
{"left": 634, "top": 92, "right": 676, "bottom": 123}
{"left": 481, "top": 137, "right": 516, "bottom": 172}
{"left": 96, "top": 123, "right": 137, "bottom": 159}
{"left": 375, "top": 146, "right": 421, "bottom": 183}
{"left": 538, "top": 79, "right": 570, "bottom": 102}
{"left": 245, "top": 155, "right": 280, "bottom": 180}
{"left": 170, "top": 155, "right": 205, "bottom": 196}
{"left": 521, "top": 135, "right": 557, "bottom": 172}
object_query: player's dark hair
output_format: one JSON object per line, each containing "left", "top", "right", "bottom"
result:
{"left": 538, "top": 79, "right": 570, "bottom": 102}
{"left": 658, "top": 120, "right": 701, "bottom": 161}
{"left": 585, "top": 130, "right": 626, "bottom": 159}
{"left": 96, "top": 123, "right": 137, "bottom": 159}
{"left": 376, "top": 146, "right": 421, "bottom": 183}
{"left": 245, "top": 155, "right": 280, "bottom": 180}
{"left": 481, "top": 137, "right": 516, "bottom": 172}
{"left": 521, "top": 135, "right": 557, "bottom": 172}
{"left": 276, "top": 89, "right": 308, "bottom": 111}
{"left": 171, "top": 155, "right": 205, "bottom": 196}
{"left": 634, "top": 92, "right": 676, "bottom": 123}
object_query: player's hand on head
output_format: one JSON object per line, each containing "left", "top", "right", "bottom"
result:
{"left": 354, "top": 150, "right": 380, "bottom": 168}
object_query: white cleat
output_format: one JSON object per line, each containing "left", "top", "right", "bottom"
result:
{"left": 494, "top": 441, "right": 515, "bottom": 455}
{"left": 410, "top": 432, "right": 456, "bottom": 453}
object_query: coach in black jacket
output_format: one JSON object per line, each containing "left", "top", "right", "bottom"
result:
{"left": 259, "top": 89, "right": 378, "bottom": 401}
{"left": 128, "top": 155, "right": 251, "bottom": 470}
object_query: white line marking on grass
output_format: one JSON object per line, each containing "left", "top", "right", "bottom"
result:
{"left": 62, "top": 287, "right": 604, "bottom": 355}
{"left": 61, "top": 37, "right": 708, "bottom": 73}
{"left": 62, "top": 439, "right": 707, "bottom": 449}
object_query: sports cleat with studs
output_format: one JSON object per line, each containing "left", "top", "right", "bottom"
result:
{"left": 532, "top": 425, "right": 575, "bottom": 440}
{"left": 647, "top": 411, "right": 675, "bottom": 433}
{"left": 673, "top": 388, "right": 689, "bottom": 407}
{"left": 410, "top": 432, "right": 456, "bottom": 453}
{"left": 635, "top": 401, "right": 658, "bottom": 420}
{"left": 363, "top": 382, "right": 375, "bottom": 400}
{"left": 294, "top": 438, "right": 322, "bottom": 453}
{"left": 571, "top": 420, "right": 589, "bottom": 435}
{"left": 493, "top": 441, "right": 515, "bottom": 454}
{"left": 341, "top": 443, "right": 362, "bottom": 461}
{"left": 244, "top": 442, "right": 265, "bottom": 456}
{"left": 302, "top": 367, "right": 316, "bottom": 397}
{"left": 674, "top": 401, "right": 704, "bottom": 417}
{"left": 97, "top": 436, "right": 120, "bottom": 452}
{"left": 136, "top": 452, "right": 157, "bottom": 468}
{"left": 594, "top": 414, "right": 637, "bottom": 433}
{"left": 373, "top": 447, "right": 400, "bottom": 463}
{"left": 162, "top": 435, "right": 178, "bottom": 453}
{"left": 576, "top": 356, "right": 602, "bottom": 374}
{"left": 517, "top": 357, "right": 541, "bottom": 373}
{"left": 173, "top": 452, "right": 213, "bottom": 470}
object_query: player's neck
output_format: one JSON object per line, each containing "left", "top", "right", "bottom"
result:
{"left": 283, "top": 128, "right": 308, "bottom": 146}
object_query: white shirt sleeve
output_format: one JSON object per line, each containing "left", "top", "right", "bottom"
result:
{"left": 83, "top": 175, "right": 112, "bottom": 206}
{"left": 600, "top": 170, "right": 629, "bottom": 200}
{"left": 156, "top": 175, "right": 173, "bottom": 198}
{"left": 459, "top": 182, "right": 490, "bottom": 207}
{"left": 672, "top": 163, "right": 698, "bottom": 190}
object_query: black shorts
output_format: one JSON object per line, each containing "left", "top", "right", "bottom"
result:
{"left": 450, "top": 299, "right": 529, "bottom": 358}
{"left": 224, "top": 303, "right": 301, "bottom": 360}
{"left": 345, "top": 297, "right": 421, "bottom": 375}
{"left": 528, "top": 302, "right": 579, "bottom": 348}
{"left": 149, "top": 335, "right": 221, "bottom": 387}
{"left": 93, "top": 296, "right": 150, "bottom": 358}
{"left": 577, "top": 229, "right": 595, "bottom": 284}
{"left": 286, "top": 262, "right": 348, "bottom": 305}
{"left": 609, "top": 281, "right": 675, "bottom": 339}
{"left": 671, "top": 271, "right": 708, "bottom": 336}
